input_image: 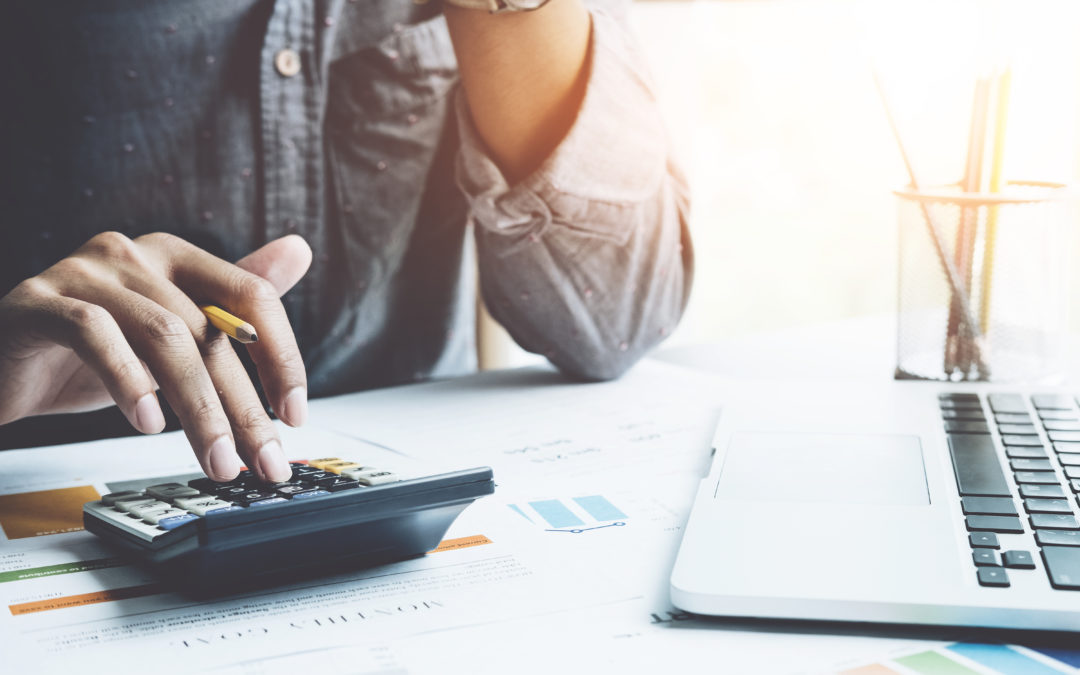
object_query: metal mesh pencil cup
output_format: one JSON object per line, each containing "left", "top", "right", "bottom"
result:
{"left": 895, "top": 181, "right": 1072, "bottom": 382}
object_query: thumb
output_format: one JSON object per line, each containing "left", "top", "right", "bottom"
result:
{"left": 235, "top": 235, "right": 313, "bottom": 296}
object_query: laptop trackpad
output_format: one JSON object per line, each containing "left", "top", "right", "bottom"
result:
{"left": 714, "top": 432, "right": 930, "bottom": 506}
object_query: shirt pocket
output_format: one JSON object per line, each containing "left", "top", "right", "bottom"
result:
{"left": 326, "top": 14, "right": 460, "bottom": 282}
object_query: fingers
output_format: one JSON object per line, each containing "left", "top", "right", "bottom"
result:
{"left": 7, "top": 283, "right": 165, "bottom": 434}
{"left": 98, "top": 267, "right": 292, "bottom": 482}
{"left": 64, "top": 282, "right": 242, "bottom": 481}
{"left": 136, "top": 233, "right": 310, "bottom": 428}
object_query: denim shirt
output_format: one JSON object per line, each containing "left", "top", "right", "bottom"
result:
{"left": 0, "top": 0, "right": 692, "bottom": 445}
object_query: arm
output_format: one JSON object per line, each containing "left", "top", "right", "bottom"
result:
{"left": 443, "top": 0, "right": 592, "bottom": 183}
{"left": 448, "top": 2, "right": 693, "bottom": 380}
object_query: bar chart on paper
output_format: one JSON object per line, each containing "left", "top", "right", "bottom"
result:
{"left": 510, "top": 495, "right": 629, "bottom": 534}
{"left": 840, "top": 642, "right": 1080, "bottom": 675}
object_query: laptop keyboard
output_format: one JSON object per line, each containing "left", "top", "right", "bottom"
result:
{"left": 942, "top": 392, "right": 1080, "bottom": 591}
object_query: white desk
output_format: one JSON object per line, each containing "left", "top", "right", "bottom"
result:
{"left": 2, "top": 317, "right": 1079, "bottom": 674}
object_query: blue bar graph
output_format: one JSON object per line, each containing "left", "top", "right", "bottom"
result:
{"left": 573, "top": 495, "right": 627, "bottom": 522}
{"left": 508, "top": 504, "right": 533, "bottom": 523}
{"left": 528, "top": 500, "right": 584, "bottom": 529}
{"left": 1029, "top": 647, "right": 1080, "bottom": 668}
{"left": 947, "top": 644, "right": 1061, "bottom": 675}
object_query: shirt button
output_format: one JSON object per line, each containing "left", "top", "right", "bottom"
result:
{"left": 274, "top": 49, "right": 301, "bottom": 77}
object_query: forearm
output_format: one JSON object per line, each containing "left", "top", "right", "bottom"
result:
{"left": 443, "top": 0, "right": 591, "bottom": 183}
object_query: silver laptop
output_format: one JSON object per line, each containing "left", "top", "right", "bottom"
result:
{"left": 670, "top": 378, "right": 1080, "bottom": 631}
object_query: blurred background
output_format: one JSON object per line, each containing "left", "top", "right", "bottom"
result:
{"left": 480, "top": 0, "right": 1080, "bottom": 368}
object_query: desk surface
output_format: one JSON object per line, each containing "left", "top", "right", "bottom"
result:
{"left": 658, "top": 313, "right": 1080, "bottom": 383}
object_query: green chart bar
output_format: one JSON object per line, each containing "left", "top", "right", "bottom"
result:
{"left": 0, "top": 557, "right": 126, "bottom": 584}
{"left": 894, "top": 650, "right": 980, "bottom": 675}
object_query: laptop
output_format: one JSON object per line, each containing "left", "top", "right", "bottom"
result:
{"left": 670, "top": 378, "right": 1080, "bottom": 631}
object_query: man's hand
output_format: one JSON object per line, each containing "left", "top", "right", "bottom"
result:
{"left": 0, "top": 232, "right": 312, "bottom": 483}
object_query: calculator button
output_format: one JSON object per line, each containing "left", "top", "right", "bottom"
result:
{"left": 344, "top": 469, "right": 400, "bottom": 486}
{"left": 174, "top": 496, "right": 235, "bottom": 515}
{"left": 289, "top": 489, "right": 330, "bottom": 500}
{"left": 322, "top": 477, "right": 361, "bottom": 492}
{"left": 291, "top": 464, "right": 323, "bottom": 475}
{"left": 142, "top": 508, "right": 189, "bottom": 525}
{"left": 158, "top": 513, "right": 200, "bottom": 530}
{"left": 274, "top": 483, "right": 320, "bottom": 497}
{"left": 308, "top": 458, "right": 342, "bottom": 470}
{"left": 247, "top": 497, "right": 289, "bottom": 507}
{"left": 84, "top": 502, "right": 165, "bottom": 542}
{"left": 115, "top": 498, "right": 160, "bottom": 514}
{"left": 212, "top": 485, "right": 250, "bottom": 499}
{"left": 188, "top": 477, "right": 238, "bottom": 493}
{"left": 128, "top": 501, "right": 174, "bottom": 519}
{"left": 231, "top": 490, "right": 279, "bottom": 506}
{"left": 101, "top": 491, "right": 142, "bottom": 506}
{"left": 320, "top": 460, "right": 363, "bottom": 474}
{"left": 296, "top": 471, "right": 336, "bottom": 485}
{"left": 146, "top": 483, "right": 201, "bottom": 502}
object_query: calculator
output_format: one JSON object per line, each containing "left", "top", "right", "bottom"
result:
{"left": 83, "top": 457, "right": 494, "bottom": 593}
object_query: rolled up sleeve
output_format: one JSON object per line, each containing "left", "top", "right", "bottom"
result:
{"left": 454, "top": 6, "right": 693, "bottom": 380}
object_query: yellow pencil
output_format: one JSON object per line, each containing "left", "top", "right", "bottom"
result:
{"left": 201, "top": 305, "right": 258, "bottom": 343}
{"left": 979, "top": 66, "right": 1012, "bottom": 335}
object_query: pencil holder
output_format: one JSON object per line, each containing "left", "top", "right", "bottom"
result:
{"left": 895, "top": 181, "right": 1073, "bottom": 382}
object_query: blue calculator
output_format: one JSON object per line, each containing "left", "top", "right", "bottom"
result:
{"left": 83, "top": 457, "right": 494, "bottom": 593}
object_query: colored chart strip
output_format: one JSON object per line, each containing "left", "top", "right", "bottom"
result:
{"left": 1029, "top": 647, "right": 1080, "bottom": 668}
{"left": 428, "top": 535, "right": 492, "bottom": 554}
{"left": 0, "top": 557, "right": 126, "bottom": 584}
{"left": 508, "top": 504, "right": 533, "bottom": 523}
{"left": 529, "top": 500, "right": 584, "bottom": 529}
{"left": 9, "top": 583, "right": 163, "bottom": 616}
{"left": 894, "top": 650, "right": 980, "bottom": 675}
{"left": 573, "top": 495, "right": 627, "bottom": 522}
{"left": 947, "top": 644, "right": 1063, "bottom": 675}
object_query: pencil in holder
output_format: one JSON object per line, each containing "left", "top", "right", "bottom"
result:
{"left": 895, "top": 181, "right": 1073, "bottom": 382}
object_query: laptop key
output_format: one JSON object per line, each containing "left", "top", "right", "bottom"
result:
{"left": 1049, "top": 431, "right": 1080, "bottom": 443}
{"left": 997, "top": 424, "right": 1038, "bottom": 436}
{"left": 1019, "top": 484, "right": 1067, "bottom": 499}
{"left": 948, "top": 435, "right": 1011, "bottom": 497}
{"left": 943, "top": 409, "right": 987, "bottom": 421}
{"left": 1056, "top": 442, "right": 1080, "bottom": 453}
{"left": 940, "top": 400, "right": 984, "bottom": 411}
{"left": 970, "top": 532, "right": 1000, "bottom": 549}
{"left": 1002, "top": 436, "right": 1045, "bottom": 447}
{"left": 1044, "top": 421, "right": 1080, "bottom": 432}
{"left": 1024, "top": 499, "right": 1074, "bottom": 514}
{"left": 989, "top": 394, "right": 1028, "bottom": 414}
{"left": 1036, "top": 530, "right": 1080, "bottom": 547}
{"left": 961, "top": 497, "right": 1018, "bottom": 516}
{"left": 1010, "top": 459, "right": 1053, "bottom": 471}
{"left": 972, "top": 548, "right": 999, "bottom": 567}
{"left": 1002, "top": 550, "right": 1036, "bottom": 569}
{"left": 965, "top": 515, "right": 1025, "bottom": 533}
{"left": 995, "top": 413, "right": 1032, "bottom": 425}
{"left": 1031, "top": 513, "right": 1080, "bottom": 530}
{"left": 1005, "top": 446, "right": 1048, "bottom": 459}
{"left": 1031, "top": 395, "right": 1075, "bottom": 410}
{"left": 1056, "top": 454, "right": 1080, "bottom": 467}
{"left": 1040, "top": 410, "right": 1079, "bottom": 421}
{"left": 1041, "top": 546, "right": 1080, "bottom": 589}
{"left": 1071, "top": 480, "right": 1080, "bottom": 493}
{"left": 1014, "top": 471, "right": 1060, "bottom": 485}
{"left": 977, "top": 567, "right": 1010, "bottom": 587}
{"left": 945, "top": 421, "right": 990, "bottom": 434}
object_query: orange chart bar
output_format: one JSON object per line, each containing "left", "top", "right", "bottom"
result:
{"left": 9, "top": 584, "right": 162, "bottom": 616}
{"left": 429, "top": 534, "right": 492, "bottom": 554}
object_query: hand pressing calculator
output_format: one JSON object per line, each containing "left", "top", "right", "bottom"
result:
{"left": 84, "top": 458, "right": 494, "bottom": 594}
